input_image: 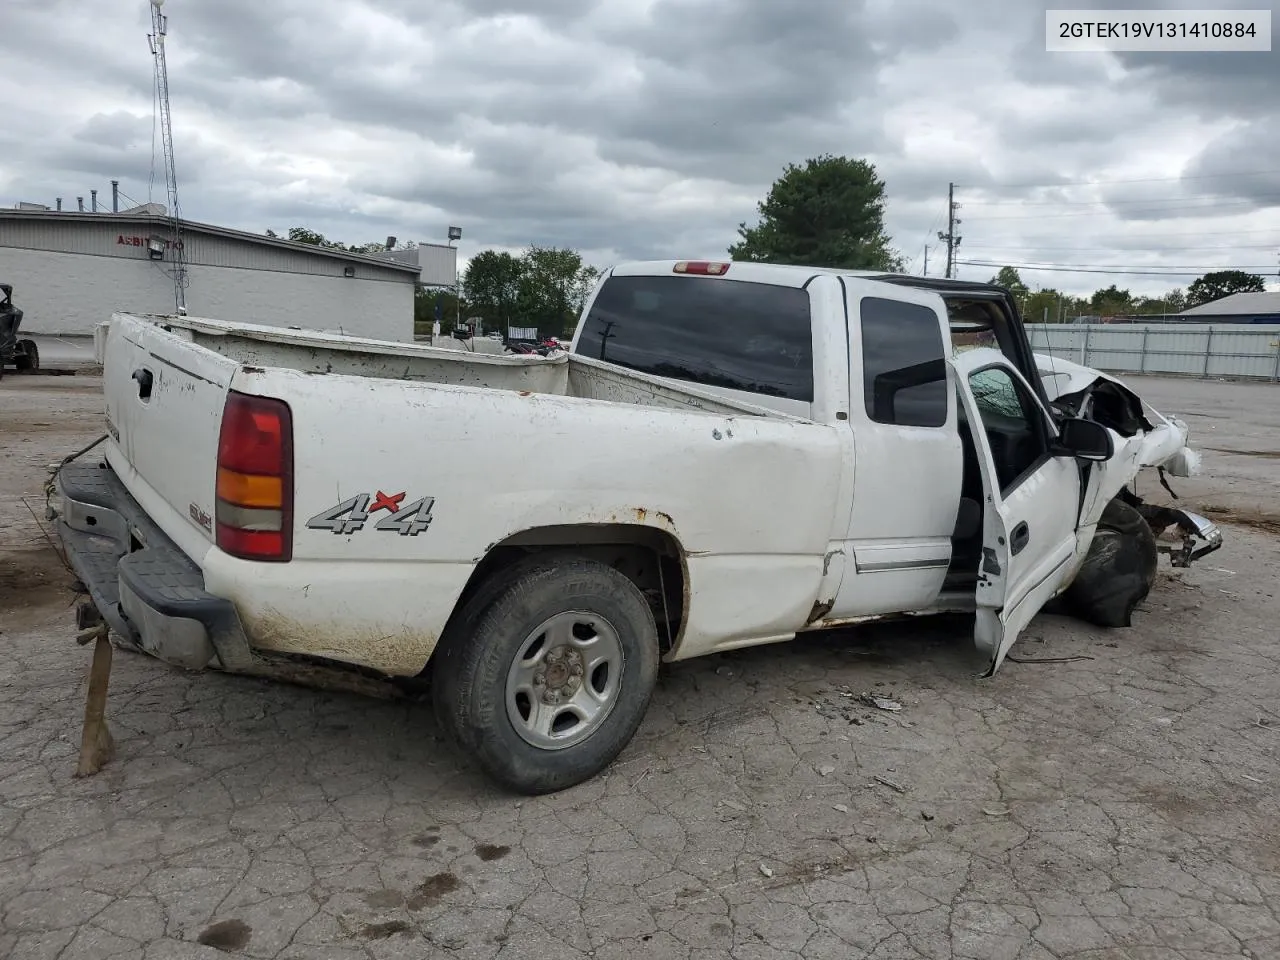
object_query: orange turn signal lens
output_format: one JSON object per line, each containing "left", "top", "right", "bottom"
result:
{"left": 216, "top": 468, "right": 283, "bottom": 509}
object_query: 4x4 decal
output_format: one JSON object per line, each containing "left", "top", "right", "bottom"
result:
{"left": 306, "top": 491, "right": 434, "bottom": 536}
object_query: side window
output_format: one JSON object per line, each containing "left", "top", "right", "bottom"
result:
{"left": 860, "top": 297, "right": 948, "bottom": 427}
{"left": 968, "top": 366, "right": 1050, "bottom": 493}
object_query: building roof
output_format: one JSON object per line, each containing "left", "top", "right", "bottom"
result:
{"left": 1178, "top": 291, "right": 1280, "bottom": 316}
{"left": 0, "top": 208, "right": 429, "bottom": 276}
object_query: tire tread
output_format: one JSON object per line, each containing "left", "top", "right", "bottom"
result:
{"left": 431, "top": 553, "right": 659, "bottom": 794}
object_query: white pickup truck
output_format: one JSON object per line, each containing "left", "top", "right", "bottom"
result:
{"left": 52, "top": 259, "right": 1221, "bottom": 794}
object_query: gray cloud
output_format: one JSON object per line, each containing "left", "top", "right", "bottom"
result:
{"left": 0, "top": 0, "right": 1276, "bottom": 298}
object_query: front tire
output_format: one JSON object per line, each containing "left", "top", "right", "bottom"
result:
{"left": 431, "top": 555, "right": 660, "bottom": 795}
{"left": 1061, "top": 498, "right": 1158, "bottom": 628}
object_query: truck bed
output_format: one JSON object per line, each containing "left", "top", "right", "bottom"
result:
{"left": 114, "top": 314, "right": 794, "bottom": 420}
{"left": 84, "top": 310, "right": 845, "bottom": 681}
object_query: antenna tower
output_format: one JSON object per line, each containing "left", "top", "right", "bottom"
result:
{"left": 148, "top": 0, "right": 188, "bottom": 315}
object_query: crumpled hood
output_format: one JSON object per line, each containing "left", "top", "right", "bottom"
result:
{"left": 1033, "top": 352, "right": 1200, "bottom": 478}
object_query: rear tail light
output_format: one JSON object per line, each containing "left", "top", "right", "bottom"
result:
{"left": 215, "top": 391, "right": 293, "bottom": 562}
{"left": 674, "top": 261, "right": 730, "bottom": 275}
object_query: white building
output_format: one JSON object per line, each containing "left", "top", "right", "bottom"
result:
{"left": 0, "top": 206, "right": 459, "bottom": 360}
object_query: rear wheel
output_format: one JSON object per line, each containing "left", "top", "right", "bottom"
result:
{"left": 14, "top": 339, "right": 38, "bottom": 373}
{"left": 432, "top": 554, "right": 660, "bottom": 794}
{"left": 1061, "top": 498, "right": 1158, "bottom": 628}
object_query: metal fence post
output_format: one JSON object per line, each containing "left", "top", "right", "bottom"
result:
{"left": 1271, "top": 336, "right": 1280, "bottom": 382}
{"left": 1202, "top": 327, "right": 1214, "bottom": 379}
{"left": 1139, "top": 326, "right": 1149, "bottom": 374}
{"left": 1082, "top": 325, "right": 1092, "bottom": 366}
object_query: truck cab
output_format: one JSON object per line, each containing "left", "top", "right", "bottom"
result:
{"left": 570, "top": 260, "right": 1212, "bottom": 676}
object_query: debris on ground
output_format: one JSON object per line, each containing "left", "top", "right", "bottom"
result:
{"left": 874, "top": 775, "right": 907, "bottom": 794}
{"left": 861, "top": 694, "right": 903, "bottom": 712}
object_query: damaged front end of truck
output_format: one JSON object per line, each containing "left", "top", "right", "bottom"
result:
{"left": 1037, "top": 353, "right": 1223, "bottom": 583}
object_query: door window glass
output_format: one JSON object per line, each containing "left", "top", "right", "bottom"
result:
{"left": 968, "top": 366, "right": 1050, "bottom": 493}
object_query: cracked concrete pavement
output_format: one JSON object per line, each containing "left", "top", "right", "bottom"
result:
{"left": 3, "top": 373, "right": 1280, "bottom": 960}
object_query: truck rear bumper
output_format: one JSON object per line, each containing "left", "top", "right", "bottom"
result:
{"left": 53, "top": 460, "right": 255, "bottom": 672}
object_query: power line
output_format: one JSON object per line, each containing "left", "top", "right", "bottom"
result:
{"left": 907, "top": 202, "right": 947, "bottom": 275}
{"left": 956, "top": 225, "right": 1280, "bottom": 241}
{"left": 962, "top": 192, "right": 1280, "bottom": 208}
{"left": 955, "top": 169, "right": 1280, "bottom": 191}
{"left": 966, "top": 198, "right": 1279, "bottom": 221}
{"left": 961, "top": 242, "right": 1280, "bottom": 254}
{"left": 958, "top": 259, "right": 1276, "bottom": 278}
{"left": 970, "top": 257, "right": 1278, "bottom": 270}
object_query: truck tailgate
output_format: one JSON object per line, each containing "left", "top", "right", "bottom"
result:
{"left": 103, "top": 316, "right": 238, "bottom": 552}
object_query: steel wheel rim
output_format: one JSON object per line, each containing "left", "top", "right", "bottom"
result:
{"left": 504, "top": 610, "right": 625, "bottom": 751}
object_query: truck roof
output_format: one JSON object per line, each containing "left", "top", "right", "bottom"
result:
{"left": 606, "top": 260, "right": 1010, "bottom": 298}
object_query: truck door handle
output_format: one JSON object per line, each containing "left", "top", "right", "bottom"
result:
{"left": 1010, "top": 521, "right": 1030, "bottom": 556}
{"left": 132, "top": 368, "right": 153, "bottom": 400}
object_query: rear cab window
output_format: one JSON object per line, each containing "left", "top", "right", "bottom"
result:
{"left": 574, "top": 274, "right": 815, "bottom": 411}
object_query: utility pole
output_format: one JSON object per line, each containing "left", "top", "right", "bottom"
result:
{"left": 922, "top": 245, "right": 929, "bottom": 277}
{"left": 447, "top": 226, "right": 462, "bottom": 334}
{"left": 937, "top": 183, "right": 962, "bottom": 279}
{"left": 597, "top": 321, "right": 618, "bottom": 361}
{"left": 148, "top": 0, "right": 187, "bottom": 315}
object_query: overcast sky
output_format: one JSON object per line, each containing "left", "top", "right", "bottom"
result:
{"left": 1, "top": 0, "right": 1276, "bottom": 297}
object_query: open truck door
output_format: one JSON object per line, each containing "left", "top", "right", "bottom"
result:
{"left": 952, "top": 349, "right": 1115, "bottom": 676}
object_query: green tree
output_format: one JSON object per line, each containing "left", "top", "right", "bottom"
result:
{"left": 462, "top": 250, "right": 524, "bottom": 328}
{"left": 347, "top": 241, "right": 390, "bottom": 255}
{"left": 1089, "top": 284, "right": 1134, "bottom": 317}
{"left": 1023, "top": 287, "right": 1072, "bottom": 323}
{"left": 516, "top": 245, "right": 600, "bottom": 337}
{"left": 1186, "top": 270, "right": 1266, "bottom": 308}
{"left": 347, "top": 239, "right": 418, "bottom": 255}
{"left": 276, "top": 227, "right": 417, "bottom": 255}
{"left": 413, "top": 286, "right": 465, "bottom": 336}
{"left": 1132, "top": 288, "right": 1187, "bottom": 315}
{"left": 989, "top": 266, "right": 1030, "bottom": 300}
{"left": 728, "top": 155, "right": 904, "bottom": 270}
{"left": 286, "top": 226, "right": 347, "bottom": 249}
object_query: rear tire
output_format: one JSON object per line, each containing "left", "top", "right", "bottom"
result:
{"left": 431, "top": 554, "right": 660, "bottom": 795}
{"left": 15, "top": 340, "right": 38, "bottom": 373}
{"left": 1061, "top": 498, "right": 1158, "bottom": 628}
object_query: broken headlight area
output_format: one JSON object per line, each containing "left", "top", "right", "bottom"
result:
{"left": 1119, "top": 488, "right": 1224, "bottom": 569}
{"left": 1051, "top": 380, "right": 1153, "bottom": 438}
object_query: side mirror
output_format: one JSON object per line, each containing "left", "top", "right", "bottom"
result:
{"left": 1052, "top": 418, "right": 1114, "bottom": 462}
